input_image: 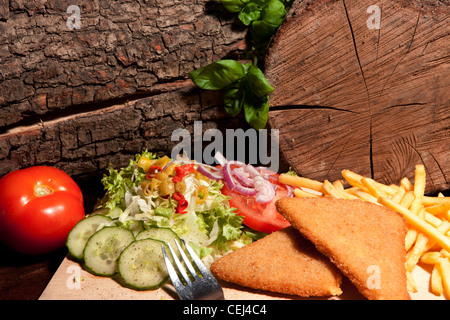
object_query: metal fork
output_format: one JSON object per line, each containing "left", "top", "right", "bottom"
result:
{"left": 161, "top": 238, "right": 224, "bottom": 300}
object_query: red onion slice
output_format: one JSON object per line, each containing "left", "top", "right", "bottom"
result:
{"left": 285, "top": 184, "right": 294, "bottom": 197}
{"left": 196, "top": 164, "right": 223, "bottom": 180}
{"left": 253, "top": 176, "right": 276, "bottom": 203}
{"left": 212, "top": 152, "right": 278, "bottom": 202}
{"left": 214, "top": 151, "right": 228, "bottom": 167}
{"left": 232, "top": 168, "right": 254, "bottom": 187}
{"left": 222, "top": 162, "right": 257, "bottom": 196}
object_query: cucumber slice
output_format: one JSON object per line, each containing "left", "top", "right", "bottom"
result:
{"left": 136, "top": 227, "right": 179, "bottom": 243}
{"left": 118, "top": 239, "right": 169, "bottom": 290}
{"left": 66, "top": 215, "right": 113, "bottom": 260}
{"left": 83, "top": 226, "right": 135, "bottom": 276}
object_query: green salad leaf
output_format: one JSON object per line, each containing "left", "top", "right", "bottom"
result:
{"left": 101, "top": 150, "right": 156, "bottom": 210}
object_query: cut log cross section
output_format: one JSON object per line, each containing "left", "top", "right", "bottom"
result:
{"left": 265, "top": 0, "right": 449, "bottom": 194}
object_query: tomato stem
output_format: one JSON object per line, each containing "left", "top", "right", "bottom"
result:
{"left": 34, "top": 185, "right": 53, "bottom": 197}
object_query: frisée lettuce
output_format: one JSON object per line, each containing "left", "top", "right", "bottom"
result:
{"left": 97, "top": 150, "right": 261, "bottom": 266}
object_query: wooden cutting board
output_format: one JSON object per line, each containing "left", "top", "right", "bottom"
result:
{"left": 39, "top": 255, "right": 443, "bottom": 300}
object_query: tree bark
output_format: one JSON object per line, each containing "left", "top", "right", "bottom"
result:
{"left": 0, "top": 0, "right": 247, "bottom": 127}
{"left": 0, "top": 83, "right": 247, "bottom": 178}
{"left": 265, "top": 0, "right": 449, "bottom": 194}
{"left": 0, "top": 0, "right": 249, "bottom": 178}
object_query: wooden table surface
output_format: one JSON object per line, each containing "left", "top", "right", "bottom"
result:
{"left": 0, "top": 243, "right": 67, "bottom": 300}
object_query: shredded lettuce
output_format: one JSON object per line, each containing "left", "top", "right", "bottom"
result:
{"left": 101, "top": 150, "right": 156, "bottom": 210}
{"left": 97, "top": 150, "right": 264, "bottom": 266}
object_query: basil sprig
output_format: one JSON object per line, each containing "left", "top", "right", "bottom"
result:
{"left": 222, "top": 0, "right": 290, "bottom": 50}
{"left": 188, "top": 0, "right": 292, "bottom": 129}
{"left": 189, "top": 60, "right": 274, "bottom": 130}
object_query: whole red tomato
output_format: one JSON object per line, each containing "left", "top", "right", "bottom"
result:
{"left": 0, "top": 166, "right": 85, "bottom": 255}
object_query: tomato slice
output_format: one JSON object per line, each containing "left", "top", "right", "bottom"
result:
{"left": 221, "top": 168, "right": 291, "bottom": 233}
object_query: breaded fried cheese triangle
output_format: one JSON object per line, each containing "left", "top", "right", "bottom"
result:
{"left": 210, "top": 226, "right": 343, "bottom": 297}
{"left": 276, "top": 197, "right": 410, "bottom": 300}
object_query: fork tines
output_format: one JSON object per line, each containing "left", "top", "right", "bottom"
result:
{"left": 161, "top": 238, "right": 224, "bottom": 300}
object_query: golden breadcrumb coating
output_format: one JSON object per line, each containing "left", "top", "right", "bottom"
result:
{"left": 276, "top": 196, "right": 410, "bottom": 300}
{"left": 211, "top": 226, "right": 343, "bottom": 297}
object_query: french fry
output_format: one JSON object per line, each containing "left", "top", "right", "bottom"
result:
{"left": 400, "top": 191, "right": 416, "bottom": 209}
{"left": 422, "top": 196, "right": 450, "bottom": 207}
{"left": 378, "top": 197, "right": 450, "bottom": 253}
{"left": 425, "top": 222, "right": 450, "bottom": 254}
{"left": 362, "top": 177, "right": 398, "bottom": 197}
{"left": 341, "top": 192, "right": 359, "bottom": 200}
{"left": 346, "top": 188, "right": 378, "bottom": 203}
{"left": 410, "top": 198, "right": 423, "bottom": 215}
{"left": 332, "top": 179, "right": 345, "bottom": 190}
{"left": 361, "top": 177, "right": 383, "bottom": 198}
{"left": 321, "top": 179, "right": 357, "bottom": 200}
{"left": 408, "top": 165, "right": 426, "bottom": 214}
{"left": 427, "top": 221, "right": 450, "bottom": 243}
{"left": 420, "top": 251, "right": 442, "bottom": 265}
{"left": 441, "top": 249, "right": 450, "bottom": 259}
{"left": 444, "top": 210, "right": 450, "bottom": 222}
{"left": 406, "top": 233, "right": 429, "bottom": 272}
{"left": 405, "top": 229, "right": 418, "bottom": 251}
{"left": 425, "top": 202, "right": 450, "bottom": 216}
{"left": 406, "top": 271, "right": 418, "bottom": 292}
{"left": 424, "top": 212, "right": 443, "bottom": 228}
{"left": 437, "top": 258, "right": 450, "bottom": 298}
{"left": 279, "top": 174, "right": 323, "bottom": 192}
{"left": 293, "top": 187, "right": 320, "bottom": 198}
{"left": 404, "top": 218, "right": 448, "bottom": 271}
{"left": 321, "top": 180, "right": 344, "bottom": 199}
{"left": 400, "top": 177, "right": 414, "bottom": 192}
{"left": 391, "top": 186, "right": 406, "bottom": 204}
{"left": 341, "top": 169, "right": 365, "bottom": 189}
{"left": 330, "top": 180, "right": 359, "bottom": 200}
{"left": 431, "top": 264, "right": 444, "bottom": 296}
{"left": 413, "top": 165, "right": 426, "bottom": 201}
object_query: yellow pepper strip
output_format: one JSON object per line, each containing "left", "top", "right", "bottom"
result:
{"left": 152, "top": 155, "right": 171, "bottom": 169}
{"left": 164, "top": 163, "right": 177, "bottom": 176}
{"left": 195, "top": 170, "right": 210, "bottom": 182}
{"left": 137, "top": 156, "right": 155, "bottom": 173}
{"left": 141, "top": 178, "right": 160, "bottom": 196}
{"left": 195, "top": 185, "right": 208, "bottom": 204}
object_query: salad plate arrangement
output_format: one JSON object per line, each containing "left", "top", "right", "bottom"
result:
{"left": 66, "top": 150, "right": 293, "bottom": 291}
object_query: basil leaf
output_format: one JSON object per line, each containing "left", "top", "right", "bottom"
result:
{"left": 251, "top": 0, "right": 270, "bottom": 6}
{"left": 241, "top": 62, "right": 253, "bottom": 74}
{"left": 189, "top": 60, "right": 273, "bottom": 129}
{"left": 250, "top": 19, "right": 277, "bottom": 47}
{"left": 260, "top": 0, "right": 286, "bottom": 27}
{"left": 220, "top": 0, "right": 251, "bottom": 12}
{"left": 249, "top": 0, "right": 286, "bottom": 50}
{"left": 188, "top": 60, "right": 245, "bottom": 90}
{"left": 222, "top": 81, "right": 245, "bottom": 117}
{"left": 238, "top": 2, "right": 262, "bottom": 26}
{"left": 245, "top": 65, "right": 274, "bottom": 97}
{"left": 243, "top": 94, "right": 269, "bottom": 130}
